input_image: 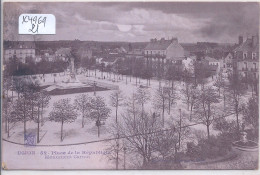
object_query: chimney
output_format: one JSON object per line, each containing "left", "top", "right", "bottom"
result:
{"left": 238, "top": 35, "right": 243, "bottom": 45}
{"left": 171, "top": 37, "right": 178, "bottom": 44}
{"left": 252, "top": 35, "right": 259, "bottom": 47}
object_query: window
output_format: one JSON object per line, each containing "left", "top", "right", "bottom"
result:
{"left": 252, "top": 53, "right": 256, "bottom": 59}
{"left": 253, "top": 63, "right": 257, "bottom": 69}
{"left": 243, "top": 52, "right": 247, "bottom": 59}
{"left": 244, "top": 62, "right": 247, "bottom": 70}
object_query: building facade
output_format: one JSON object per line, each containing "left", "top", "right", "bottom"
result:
{"left": 144, "top": 37, "right": 186, "bottom": 76}
{"left": 233, "top": 35, "right": 259, "bottom": 80}
{"left": 4, "top": 42, "right": 36, "bottom": 63}
{"left": 220, "top": 52, "right": 234, "bottom": 73}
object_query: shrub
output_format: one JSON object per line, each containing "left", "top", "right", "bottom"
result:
{"left": 186, "top": 135, "right": 232, "bottom": 161}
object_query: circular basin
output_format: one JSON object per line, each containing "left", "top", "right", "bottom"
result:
{"left": 232, "top": 140, "right": 258, "bottom": 151}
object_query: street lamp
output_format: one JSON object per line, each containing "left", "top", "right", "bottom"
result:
{"left": 123, "top": 147, "right": 127, "bottom": 170}
{"left": 93, "top": 81, "right": 96, "bottom": 96}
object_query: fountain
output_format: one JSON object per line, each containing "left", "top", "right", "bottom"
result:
{"left": 43, "top": 56, "right": 116, "bottom": 95}
{"left": 232, "top": 130, "right": 258, "bottom": 152}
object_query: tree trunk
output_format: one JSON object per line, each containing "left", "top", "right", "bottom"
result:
{"left": 37, "top": 106, "right": 40, "bottom": 143}
{"left": 168, "top": 98, "right": 171, "bottom": 114}
{"left": 5, "top": 114, "right": 8, "bottom": 133}
{"left": 41, "top": 103, "right": 44, "bottom": 126}
{"left": 116, "top": 106, "right": 118, "bottom": 123}
{"left": 24, "top": 120, "right": 27, "bottom": 138}
{"left": 179, "top": 109, "right": 182, "bottom": 149}
{"left": 82, "top": 115, "right": 84, "bottom": 128}
{"left": 190, "top": 105, "right": 193, "bottom": 121}
{"left": 223, "top": 93, "right": 226, "bottom": 111}
{"left": 171, "top": 80, "right": 174, "bottom": 92}
{"left": 61, "top": 120, "right": 64, "bottom": 142}
{"left": 98, "top": 125, "right": 100, "bottom": 137}
{"left": 141, "top": 103, "right": 144, "bottom": 117}
{"left": 82, "top": 109, "right": 85, "bottom": 128}
{"left": 207, "top": 124, "right": 210, "bottom": 140}
{"left": 236, "top": 108, "right": 240, "bottom": 132}
{"left": 31, "top": 102, "right": 34, "bottom": 122}
{"left": 162, "top": 98, "right": 165, "bottom": 127}
{"left": 11, "top": 89, "right": 14, "bottom": 102}
{"left": 142, "top": 156, "right": 147, "bottom": 168}
{"left": 116, "top": 149, "right": 119, "bottom": 170}
{"left": 7, "top": 118, "right": 10, "bottom": 138}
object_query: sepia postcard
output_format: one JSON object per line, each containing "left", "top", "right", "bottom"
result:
{"left": 1, "top": 1, "right": 259, "bottom": 171}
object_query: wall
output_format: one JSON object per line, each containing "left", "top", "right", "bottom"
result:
{"left": 166, "top": 43, "right": 184, "bottom": 59}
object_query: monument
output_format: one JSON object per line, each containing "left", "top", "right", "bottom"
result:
{"left": 45, "top": 55, "right": 89, "bottom": 94}
{"left": 64, "top": 57, "right": 81, "bottom": 83}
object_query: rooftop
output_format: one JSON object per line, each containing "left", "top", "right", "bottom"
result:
{"left": 144, "top": 38, "right": 178, "bottom": 50}
{"left": 55, "top": 48, "right": 71, "bottom": 56}
{"left": 205, "top": 56, "right": 219, "bottom": 62}
{"left": 234, "top": 36, "right": 259, "bottom": 52}
{"left": 4, "top": 41, "right": 36, "bottom": 49}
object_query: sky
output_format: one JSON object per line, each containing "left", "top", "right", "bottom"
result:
{"left": 3, "top": 2, "right": 259, "bottom": 43}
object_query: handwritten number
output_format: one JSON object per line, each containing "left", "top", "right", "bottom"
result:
{"left": 22, "top": 15, "right": 47, "bottom": 34}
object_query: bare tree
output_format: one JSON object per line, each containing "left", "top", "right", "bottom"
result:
{"left": 90, "top": 96, "right": 111, "bottom": 137}
{"left": 193, "top": 61, "right": 209, "bottom": 88}
{"left": 189, "top": 89, "right": 198, "bottom": 121}
{"left": 136, "top": 88, "right": 150, "bottom": 115}
{"left": 164, "top": 86, "right": 177, "bottom": 115}
{"left": 14, "top": 95, "right": 31, "bottom": 139}
{"left": 125, "top": 92, "right": 140, "bottom": 126}
{"left": 32, "top": 91, "right": 50, "bottom": 143}
{"left": 3, "top": 77, "right": 12, "bottom": 99}
{"left": 243, "top": 97, "right": 258, "bottom": 133}
{"left": 13, "top": 77, "right": 26, "bottom": 99}
{"left": 153, "top": 88, "right": 167, "bottom": 127}
{"left": 3, "top": 96, "right": 16, "bottom": 137}
{"left": 106, "top": 122, "right": 124, "bottom": 169}
{"left": 110, "top": 90, "right": 124, "bottom": 123}
{"left": 74, "top": 94, "right": 91, "bottom": 128}
{"left": 27, "top": 81, "right": 41, "bottom": 124}
{"left": 193, "top": 86, "right": 220, "bottom": 139}
{"left": 214, "top": 69, "right": 225, "bottom": 97}
{"left": 182, "top": 82, "right": 192, "bottom": 110}
{"left": 152, "top": 127, "right": 179, "bottom": 162}
{"left": 246, "top": 73, "right": 258, "bottom": 97}
{"left": 173, "top": 109, "right": 190, "bottom": 152}
{"left": 38, "top": 91, "right": 51, "bottom": 126}
{"left": 49, "top": 98, "right": 77, "bottom": 142}
{"left": 226, "top": 72, "right": 246, "bottom": 132}
{"left": 120, "top": 111, "right": 161, "bottom": 168}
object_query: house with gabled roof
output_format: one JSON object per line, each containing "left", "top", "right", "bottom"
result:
{"left": 144, "top": 37, "right": 186, "bottom": 76}
{"left": 144, "top": 37, "right": 185, "bottom": 62}
{"left": 4, "top": 41, "right": 36, "bottom": 63}
{"left": 233, "top": 35, "right": 259, "bottom": 80}
{"left": 220, "top": 52, "right": 234, "bottom": 73}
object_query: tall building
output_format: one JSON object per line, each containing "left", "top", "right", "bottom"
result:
{"left": 233, "top": 35, "right": 259, "bottom": 80}
{"left": 4, "top": 41, "right": 36, "bottom": 63}
{"left": 144, "top": 37, "right": 186, "bottom": 76}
